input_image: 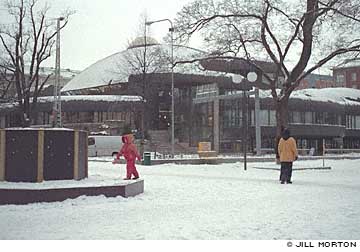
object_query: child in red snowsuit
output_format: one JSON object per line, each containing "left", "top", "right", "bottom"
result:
{"left": 112, "top": 134, "right": 141, "bottom": 180}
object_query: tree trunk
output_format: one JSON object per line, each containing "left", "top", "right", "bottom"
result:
{"left": 274, "top": 96, "right": 289, "bottom": 159}
{"left": 22, "top": 96, "right": 31, "bottom": 127}
{"left": 31, "top": 101, "right": 39, "bottom": 125}
{"left": 275, "top": 96, "right": 289, "bottom": 136}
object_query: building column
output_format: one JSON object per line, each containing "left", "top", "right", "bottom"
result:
{"left": 213, "top": 98, "right": 220, "bottom": 153}
{"left": 255, "top": 87, "right": 262, "bottom": 155}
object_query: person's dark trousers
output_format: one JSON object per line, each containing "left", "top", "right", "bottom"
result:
{"left": 280, "top": 162, "right": 293, "bottom": 183}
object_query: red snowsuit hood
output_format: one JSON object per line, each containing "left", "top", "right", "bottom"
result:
{"left": 122, "top": 134, "right": 133, "bottom": 144}
{"left": 117, "top": 134, "right": 140, "bottom": 161}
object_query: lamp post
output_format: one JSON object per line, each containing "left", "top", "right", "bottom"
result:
{"left": 145, "top": 19, "right": 175, "bottom": 157}
{"left": 52, "top": 16, "right": 64, "bottom": 127}
{"left": 232, "top": 71, "right": 258, "bottom": 171}
{"left": 246, "top": 72, "right": 261, "bottom": 156}
{"left": 232, "top": 74, "right": 247, "bottom": 170}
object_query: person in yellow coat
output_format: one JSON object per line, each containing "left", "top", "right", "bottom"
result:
{"left": 278, "top": 128, "right": 298, "bottom": 184}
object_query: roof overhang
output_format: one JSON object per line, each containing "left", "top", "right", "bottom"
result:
{"left": 128, "top": 72, "right": 252, "bottom": 90}
{"left": 199, "top": 57, "right": 281, "bottom": 89}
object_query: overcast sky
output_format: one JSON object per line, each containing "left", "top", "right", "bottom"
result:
{"left": 43, "top": 0, "right": 197, "bottom": 71}
{"left": 0, "top": 0, "right": 333, "bottom": 75}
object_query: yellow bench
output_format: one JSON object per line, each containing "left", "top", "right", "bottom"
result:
{"left": 198, "top": 142, "right": 217, "bottom": 158}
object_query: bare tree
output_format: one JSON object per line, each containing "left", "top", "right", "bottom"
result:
{"left": 0, "top": 65, "right": 15, "bottom": 100}
{"left": 115, "top": 14, "right": 172, "bottom": 138}
{"left": 174, "top": 0, "right": 360, "bottom": 138}
{"left": 0, "top": 0, "right": 73, "bottom": 126}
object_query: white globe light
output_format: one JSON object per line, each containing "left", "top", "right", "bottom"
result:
{"left": 247, "top": 72, "right": 257, "bottom": 82}
{"left": 232, "top": 74, "right": 243, "bottom": 84}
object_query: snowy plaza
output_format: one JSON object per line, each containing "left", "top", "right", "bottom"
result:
{"left": 0, "top": 157, "right": 359, "bottom": 240}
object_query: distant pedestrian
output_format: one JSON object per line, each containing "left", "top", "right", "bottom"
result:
{"left": 278, "top": 128, "right": 298, "bottom": 184}
{"left": 112, "top": 134, "right": 141, "bottom": 180}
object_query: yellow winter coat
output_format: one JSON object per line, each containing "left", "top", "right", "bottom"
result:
{"left": 278, "top": 137, "right": 298, "bottom": 162}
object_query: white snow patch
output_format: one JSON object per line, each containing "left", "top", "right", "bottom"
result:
{"left": 0, "top": 158, "right": 359, "bottom": 240}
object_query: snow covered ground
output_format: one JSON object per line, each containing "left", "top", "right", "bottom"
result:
{"left": 0, "top": 158, "right": 359, "bottom": 240}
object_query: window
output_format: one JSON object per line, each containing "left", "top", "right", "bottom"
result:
{"left": 305, "top": 112, "right": 313, "bottom": 124}
{"left": 337, "top": 115, "right": 342, "bottom": 125}
{"left": 346, "top": 115, "right": 356, "bottom": 129}
{"left": 336, "top": 74, "right": 345, "bottom": 85}
{"left": 315, "top": 112, "right": 323, "bottom": 124}
{"left": 352, "top": 72, "right": 357, "bottom": 81}
{"left": 221, "top": 100, "right": 242, "bottom": 128}
{"left": 88, "top": 137, "right": 95, "bottom": 146}
{"left": 269, "top": 110, "right": 276, "bottom": 126}
{"left": 177, "top": 88, "right": 189, "bottom": 102}
{"left": 292, "top": 111, "right": 301, "bottom": 123}
{"left": 194, "top": 83, "right": 218, "bottom": 98}
{"left": 250, "top": 110, "right": 255, "bottom": 126}
{"left": 356, "top": 116, "right": 360, "bottom": 129}
{"left": 260, "top": 110, "right": 268, "bottom": 126}
{"left": 324, "top": 112, "right": 334, "bottom": 125}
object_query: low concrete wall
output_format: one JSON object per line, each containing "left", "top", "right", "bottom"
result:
{"left": 0, "top": 128, "right": 88, "bottom": 182}
{"left": 0, "top": 179, "right": 144, "bottom": 205}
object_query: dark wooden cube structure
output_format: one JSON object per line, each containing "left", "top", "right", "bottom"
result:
{"left": 0, "top": 128, "right": 144, "bottom": 204}
{"left": 0, "top": 128, "right": 88, "bottom": 182}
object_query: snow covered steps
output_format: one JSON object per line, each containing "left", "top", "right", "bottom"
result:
{"left": 0, "top": 179, "right": 144, "bottom": 205}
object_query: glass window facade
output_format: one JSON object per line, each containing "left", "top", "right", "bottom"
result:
{"left": 292, "top": 111, "right": 301, "bottom": 124}
{"left": 191, "top": 102, "right": 214, "bottom": 145}
{"left": 346, "top": 115, "right": 360, "bottom": 129}
{"left": 193, "top": 83, "right": 218, "bottom": 99}
{"left": 305, "top": 112, "right": 313, "bottom": 124}
{"left": 260, "top": 110, "right": 268, "bottom": 126}
{"left": 269, "top": 110, "right": 276, "bottom": 126}
{"left": 221, "top": 100, "right": 242, "bottom": 128}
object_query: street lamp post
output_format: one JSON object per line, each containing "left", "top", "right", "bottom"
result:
{"left": 145, "top": 19, "right": 175, "bottom": 157}
{"left": 52, "top": 16, "right": 64, "bottom": 127}
{"left": 232, "top": 74, "right": 248, "bottom": 170}
{"left": 246, "top": 72, "right": 261, "bottom": 156}
{"left": 232, "top": 71, "right": 258, "bottom": 171}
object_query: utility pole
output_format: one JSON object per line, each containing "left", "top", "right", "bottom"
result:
{"left": 52, "top": 17, "right": 64, "bottom": 127}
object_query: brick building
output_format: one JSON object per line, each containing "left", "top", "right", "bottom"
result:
{"left": 297, "top": 73, "right": 335, "bottom": 90}
{"left": 333, "top": 60, "right": 360, "bottom": 89}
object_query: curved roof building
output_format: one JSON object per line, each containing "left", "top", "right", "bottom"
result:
{"left": 61, "top": 38, "right": 217, "bottom": 92}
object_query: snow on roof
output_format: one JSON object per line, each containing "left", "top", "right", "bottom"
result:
{"left": 61, "top": 44, "right": 215, "bottom": 92}
{"left": 0, "top": 95, "right": 143, "bottom": 109}
{"left": 127, "top": 36, "right": 159, "bottom": 49}
{"left": 258, "top": 87, "right": 360, "bottom": 105}
{"left": 23, "top": 65, "right": 80, "bottom": 78}
{"left": 6, "top": 127, "right": 75, "bottom": 131}
{"left": 37, "top": 95, "right": 143, "bottom": 103}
